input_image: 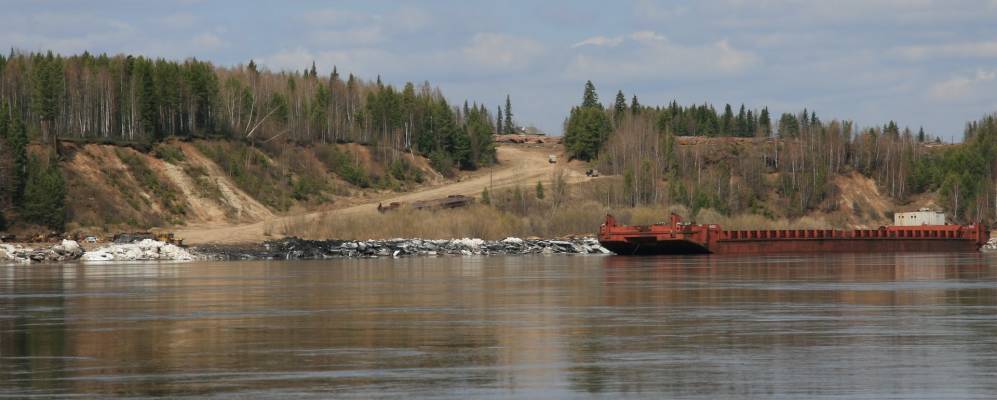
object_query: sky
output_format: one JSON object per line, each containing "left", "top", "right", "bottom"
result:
{"left": 3, "top": 0, "right": 997, "bottom": 141}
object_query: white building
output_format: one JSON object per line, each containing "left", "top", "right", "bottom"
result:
{"left": 894, "top": 208, "right": 946, "bottom": 226}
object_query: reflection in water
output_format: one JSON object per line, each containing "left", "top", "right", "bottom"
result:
{"left": 2, "top": 253, "right": 997, "bottom": 398}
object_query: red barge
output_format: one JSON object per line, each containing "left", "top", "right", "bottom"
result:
{"left": 598, "top": 212, "right": 989, "bottom": 255}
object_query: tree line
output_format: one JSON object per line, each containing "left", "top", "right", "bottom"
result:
{"left": 0, "top": 50, "right": 501, "bottom": 173}
{"left": 0, "top": 101, "right": 65, "bottom": 230}
{"left": 0, "top": 50, "right": 516, "bottom": 230}
{"left": 564, "top": 81, "right": 994, "bottom": 224}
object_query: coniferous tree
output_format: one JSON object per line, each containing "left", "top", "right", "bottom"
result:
{"left": 918, "top": 126, "right": 925, "bottom": 142}
{"left": 759, "top": 107, "right": 772, "bottom": 136}
{"left": 582, "top": 80, "right": 599, "bottom": 108}
{"left": 7, "top": 110, "right": 28, "bottom": 205}
{"left": 496, "top": 106, "right": 503, "bottom": 134}
{"left": 736, "top": 104, "right": 747, "bottom": 136}
{"left": 721, "top": 104, "right": 734, "bottom": 136}
{"left": 564, "top": 81, "right": 612, "bottom": 161}
{"left": 614, "top": 90, "right": 627, "bottom": 120}
{"left": 504, "top": 95, "right": 514, "bottom": 134}
{"left": 630, "top": 95, "right": 640, "bottom": 113}
{"left": 21, "top": 156, "right": 66, "bottom": 230}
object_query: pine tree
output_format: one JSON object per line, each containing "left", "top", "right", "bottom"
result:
{"left": 759, "top": 107, "right": 772, "bottom": 136}
{"left": 504, "top": 94, "right": 514, "bottom": 134}
{"left": 614, "top": 90, "right": 627, "bottom": 119}
{"left": 736, "top": 104, "right": 747, "bottom": 136}
{"left": 7, "top": 110, "right": 28, "bottom": 205}
{"left": 331, "top": 65, "right": 339, "bottom": 82}
{"left": 496, "top": 106, "right": 503, "bottom": 134}
{"left": 535, "top": 181, "right": 545, "bottom": 199}
{"left": 630, "top": 95, "right": 640, "bottom": 113}
{"left": 721, "top": 104, "right": 734, "bottom": 136}
{"left": 31, "top": 51, "right": 63, "bottom": 141}
{"left": 309, "top": 61, "right": 317, "bottom": 78}
{"left": 21, "top": 156, "right": 66, "bottom": 230}
{"left": 918, "top": 126, "right": 925, "bottom": 142}
{"left": 746, "top": 109, "right": 756, "bottom": 136}
{"left": 582, "top": 80, "right": 599, "bottom": 108}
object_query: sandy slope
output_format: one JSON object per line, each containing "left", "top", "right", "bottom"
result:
{"left": 177, "top": 143, "right": 590, "bottom": 244}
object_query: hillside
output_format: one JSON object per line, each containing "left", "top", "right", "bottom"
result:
{"left": 26, "top": 136, "right": 943, "bottom": 244}
{"left": 40, "top": 138, "right": 441, "bottom": 237}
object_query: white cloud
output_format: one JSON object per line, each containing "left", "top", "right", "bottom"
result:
{"left": 572, "top": 35, "right": 624, "bottom": 48}
{"left": 461, "top": 33, "right": 544, "bottom": 70}
{"left": 634, "top": 0, "right": 688, "bottom": 21}
{"left": 160, "top": 13, "right": 196, "bottom": 29}
{"left": 387, "top": 7, "right": 432, "bottom": 31}
{"left": 567, "top": 31, "right": 759, "bottom": 81}
{"left": 191, "top": 33, "right": 226, "bottom": 50}
{"left": 303, "top": 9, "right": 369, "bottom": 26}
{"left": 258, "top": 47, "right": 397, "bottom": 77}
{"left": 300, "top": 7, "right": 432, "bottom": 48}
{"left": 892, "top": 41, "right": 997, "bottom": 60}
{"left": 311, "top": 26, "right": 385, "bottom": 46}
{"left": 928, "top": 69, "right": 997, "bottom": 101}
{"left": 629, "top": 31, "right": 666, "bottom": 43}
{"left": 0, "top": 13, "right": 135, "bottom": 55}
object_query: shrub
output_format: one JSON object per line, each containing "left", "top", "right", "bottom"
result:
{"left": 21, "top": 157, "right": 66, "bottom": 230}
{"left": 152, "top": 143, "right": 186, "bottom": 163}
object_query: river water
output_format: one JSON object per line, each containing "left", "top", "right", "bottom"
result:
{"left": 3, "top": 253, "right": 997, "bottom": 399}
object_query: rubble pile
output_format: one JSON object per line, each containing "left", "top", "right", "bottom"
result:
{"left": 199, "top": 236, "right": 611, "bottom": 260}
{"left": 983, "top": 238, "right": 997, "bottom": 252}
{"left": 0, "top": 240, "right": 84, "bottom": 264}
{"left": 81, "top": 239, "right": 194, "bottom": 262}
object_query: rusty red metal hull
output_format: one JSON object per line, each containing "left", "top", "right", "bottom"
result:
{"left": 598, "top": 214, "right": 989, "bottom": 256}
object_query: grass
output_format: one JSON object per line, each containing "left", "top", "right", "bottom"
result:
{"left": 115, "top": 148, "right": 187, "bottom": 218}
{"left": 193, "top": 141, "right": 293, "bottom": 211}
{"left": 152, "top": 143, "right": 186, "bottom": 163}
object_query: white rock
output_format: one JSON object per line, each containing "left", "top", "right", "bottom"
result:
{"left": 501, "top": 237, "right": 524, "bottom": 245}
{"left": 454, "top": 238, "right": 484, "bottom": 250}
{"left": 82, "top": 239, "right": 193, "bottom": 262}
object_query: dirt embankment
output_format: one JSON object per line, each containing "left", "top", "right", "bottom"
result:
{"left": 62, "top": 141, "right": 273, "bottom": 232}
{"left": 58, "top": 136, "right": 935, "bottom": 244}
{"left": 58, "top": 138, "right": 577, "bottom": 244}
{"left": 177, "top": 141, "right": 592, "bottom": 244}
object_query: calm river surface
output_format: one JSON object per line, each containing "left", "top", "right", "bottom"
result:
{"left": 3, "top": 253, "right": 997, "bottom": 399}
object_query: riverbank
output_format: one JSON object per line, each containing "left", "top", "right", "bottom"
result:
{"left": 0, "top": 236, "right": 611, "bottom": 264}
{"left": 195, "top": 236, "right": 610, "bottom": 260}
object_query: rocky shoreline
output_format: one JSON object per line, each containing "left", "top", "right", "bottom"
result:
{"left": 0, "top": 236, "right": 611, "bottom": 264}
{"left": 195, "top": 237, "right": 611, "bottom": 261}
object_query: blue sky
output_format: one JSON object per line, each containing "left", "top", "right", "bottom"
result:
{"left": 3, "top": 0, "right": 997, "bottom": 140}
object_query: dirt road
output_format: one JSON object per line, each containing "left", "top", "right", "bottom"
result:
{"left": 178, "top": 143, "right": 590, "bottom": 244}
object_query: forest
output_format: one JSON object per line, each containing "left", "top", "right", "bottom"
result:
{"left": 0, "top": 50, "right": 503, "bottom": 230}
{"left": 564, "top": 81, "right": 996, "bottom": 224}
{"left": 0, "top": 50, "right": 500, "bottom": 165}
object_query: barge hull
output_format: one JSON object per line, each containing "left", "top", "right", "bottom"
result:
{"left": 598, "top": 213, "right": 988, "bottom": 256}
{"left": 599, "top": 238, "right": 982, "bottom": 255}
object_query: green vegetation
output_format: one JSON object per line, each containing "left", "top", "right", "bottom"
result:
{"left": 570, "top": 80, "right": 994, "bottom": 225}
{"left": 194, "top": 141, "right": 292, "bottom": 211}
{"left": 906, "top": 115, "right": 997, "bottom": 222}
{"left": 115, "top": 148, "right": 187, "bottom": 218}
{"left": 564, "top": 81, "right": 612, "bottom": 161}
{"left": 0, "top": 50, "right": 494, "bottom": 176}
{"left": 21, "top": 156, "right": 66, "bottom": 230}
{"left": 313, "top": 145, "right": 371, "bottom": 188}
{"left": 152, "top": 143, "right": 186, "bottom": 163}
